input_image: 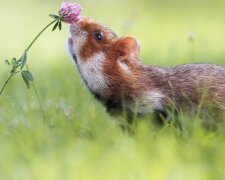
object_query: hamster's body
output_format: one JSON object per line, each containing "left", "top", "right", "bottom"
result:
{"left": 68, "top": 17, "right": 225, "bottom": 121}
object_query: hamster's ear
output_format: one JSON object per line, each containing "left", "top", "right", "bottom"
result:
{"left": 115, "top": 37, "right": 140, "bottom": 74}
{"left": 115, "top": 37, "right": 140, "bottom": 60}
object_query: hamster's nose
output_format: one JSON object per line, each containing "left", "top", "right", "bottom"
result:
{"left": 69, "top": 17, "right": 86, "bottom": 35}
{"left": 70, "top": 23, "right": 80, "bottom": 35}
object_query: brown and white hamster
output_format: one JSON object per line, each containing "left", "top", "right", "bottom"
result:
{"left": 67, "top": 17, "right": 225, "bottom": 121}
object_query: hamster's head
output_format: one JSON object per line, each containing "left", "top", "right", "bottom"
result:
{"left": 68, "top": 17, "right": 140, "bottom": 95}
{"left": 68, "top": 17, "right": 117, "bottom": 62}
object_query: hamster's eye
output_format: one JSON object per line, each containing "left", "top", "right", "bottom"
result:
{"left": 93, "top": 31, "right": 104, "bottom": 42}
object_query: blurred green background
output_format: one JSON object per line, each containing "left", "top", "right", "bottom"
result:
{"left": 1, "top": 0, "right": 225, "bottom": 179}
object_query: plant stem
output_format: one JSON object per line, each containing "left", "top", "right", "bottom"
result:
{"left": 25, "top": 65, "right": 46, "bottom": 126}
{"left": 26, "top": 19, "right": 57, "bottom": 52}
{"left": 32, "top": 81, "right": 46, "bottom": 126}
{"left": 0, "top": 71, "right": 20, "bottom": 95}
{"left": 0, "top": 74, "right": 14, "bottom": 95}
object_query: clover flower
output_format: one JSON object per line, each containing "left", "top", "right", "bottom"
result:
{"left": 50, "top": 2, "right": 82, "bottom": 31}
{"left": 59, "top": 2, "right": 82, "bottom": 24}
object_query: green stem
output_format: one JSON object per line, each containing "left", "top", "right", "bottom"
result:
{"left": 25, "top": 65, "right": 46, "bottom": 126}
{"left": 0, "top": 74, "right": 14, "bottom": 95}
{"left": 31, "top": 80, "right": 46, "bottom": 126}
{"left": 0, "top": 71, "right": 20, "bottom": 95}
{"left": 26, "top": 19, "right": 57, "bottom": 52}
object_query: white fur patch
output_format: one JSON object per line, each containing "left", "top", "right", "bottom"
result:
{"left": 126, "top": 91, "right": 165, "bottom": 114}
{"left": 76, "top": 52, "right": 108, "bottom": 94}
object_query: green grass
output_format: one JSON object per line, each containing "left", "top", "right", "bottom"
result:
{"left": 1, "top": 0, "right": 225, "bottom": 179}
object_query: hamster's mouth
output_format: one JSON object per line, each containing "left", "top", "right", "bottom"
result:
{"left": 68, "top": 37, "right": 77, "bottom": 63}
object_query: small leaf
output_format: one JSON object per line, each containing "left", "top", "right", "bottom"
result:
{"left": 11, "top": 58, "right": 17, "bottom": 66}
{"left": 59, "top": 21, "right": 62, "bottom": 30}
{"left": 52, "top": 21, "right": 59, "bottom": 31}
{"left": 21, "top": 71, "right": 34, "bottom": 81}
{"left": 20, "top": 51, "right": 27, "bottom": 70}
{"left": 21, "top": 72, "right": 30, "bottom": 89}
{"left": 5, "top": 59, "right": 10, "bottom": 65}
{"left": 49, "top": 14, "right": 60, "bottom": 20}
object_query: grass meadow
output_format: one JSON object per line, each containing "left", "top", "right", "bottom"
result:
{"left": 1, "top": 0, "right": 225, "bottom": 179}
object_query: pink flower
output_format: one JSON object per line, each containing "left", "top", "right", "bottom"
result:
{"left": 59, "top": 2, "right": 82, "bottom": 24}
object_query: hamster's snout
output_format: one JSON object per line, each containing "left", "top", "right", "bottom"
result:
{"left": 70, "top": 23, "right": 80, "bottom": 36}
{"left": 69, "top": 17, "right": 85, "bottom": 35}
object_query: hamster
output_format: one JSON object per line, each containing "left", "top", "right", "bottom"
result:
{"left": 67, "top": 17, "right": 225, "bottom": 122}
